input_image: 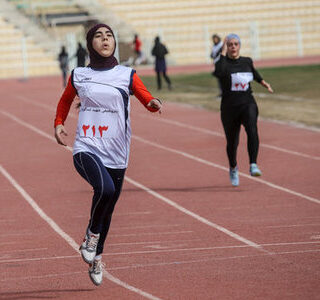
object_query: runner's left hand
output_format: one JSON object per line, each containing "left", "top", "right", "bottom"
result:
{"left": 261, "top": 80, "right": 274, "bottom": 93}
{"left": 147, "top": 98, "right": 162, "bottom": 114}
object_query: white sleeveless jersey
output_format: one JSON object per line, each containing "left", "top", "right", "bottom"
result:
{"left": 72, "top": 65, "right": 135, "bottom": 169}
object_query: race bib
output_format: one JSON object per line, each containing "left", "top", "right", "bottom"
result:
{"left": 78, "top": 107, "right": 118, "bottom": 139}
{"left": 231, "top": 72, "right": 253, "bottom": 91}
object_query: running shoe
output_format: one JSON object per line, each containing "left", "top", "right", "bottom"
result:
{"left": 89, "top": 258, "right": 104, "bottom": 286}
{"left": 229, "top": 166, "right": 239, "bottom": 186}
{"left": 80, "top": 232, "right": 100, "bottom": 264}
{"left": 250, "top": 163, "right": 262, "bottom": 177}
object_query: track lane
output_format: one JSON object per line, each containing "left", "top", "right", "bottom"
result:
{"left": 5, "top": 85, "right": 320, "bottom": 202}
{"left": 0, "top": 77, "right": 319, "bottom": 299}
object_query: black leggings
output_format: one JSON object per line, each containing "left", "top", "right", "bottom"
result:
{"left": 73, "top": 152, "right": 126, "bottom": 255}
{"left": 221, "top": 102, "right": 259, "bottom": 168}
{"left": 156, "top": 71, "right": 171, "bottom": 89}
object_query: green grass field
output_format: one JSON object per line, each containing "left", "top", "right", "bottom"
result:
{"left": 141, "top": 65, "right": 320, "bottom": 128}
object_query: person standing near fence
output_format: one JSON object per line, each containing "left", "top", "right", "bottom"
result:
{"left": 58, "top": 46, "right": 69, "bottom": 87}
{"left": 151, "top": 36, "right": 172, "bottom": 90}
{"left": 214, "top": 34, "right": 273, "bottom": 186}
{"left": 75, "top": 42, "right": 87, "bottom": 67}
{"left": 54, "top": 23, "right": 162, "bottom": 286}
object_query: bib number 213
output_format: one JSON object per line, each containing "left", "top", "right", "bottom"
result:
{"left": 78, "top": 107, "right": 117, "bottom": 139}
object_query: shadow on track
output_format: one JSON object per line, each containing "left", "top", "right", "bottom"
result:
{"left": 0, "top": 289, "right": 94, "bottom": 299}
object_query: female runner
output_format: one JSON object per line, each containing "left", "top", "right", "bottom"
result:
{"left": 214, "top": 34, "right": 273, "bottom": 186}
{"left": 54, "top": 24, "right": 162, "bottom": 285}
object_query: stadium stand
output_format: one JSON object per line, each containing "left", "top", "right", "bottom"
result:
{"left": 0, "top": 0, "right": 319, "bottom": 78}
{"left": 98, "top": 0, "right": 320, "bottom": 64}
{"left": 0, "top": 14, "right": 59, "bottom": 79}
{"left": 1, "top": 0, "right": 134, "bottom": 78}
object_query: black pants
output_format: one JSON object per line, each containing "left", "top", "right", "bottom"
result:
{"left": 61, "top": 69, "right": 67, "bottom": 87}
{"left": 73, "top": 152, "right": 126, "bottom": 255}
{"left": 221, "top": 102, "right": 259, "bottom": 168}
{"left": 156, "top": 71, "right": 171, "bottom": 90}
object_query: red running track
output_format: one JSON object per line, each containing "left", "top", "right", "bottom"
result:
{"left": 0, "top": 76, "right": 319, "bottom": 299}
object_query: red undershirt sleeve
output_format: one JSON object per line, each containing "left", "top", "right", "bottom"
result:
{"left": 132, "top": 72, "right": 159, "bottom": 112}
{"left": 54, "top": 76, "right": 77, "bottom": 127}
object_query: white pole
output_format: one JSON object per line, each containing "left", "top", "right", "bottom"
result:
{"left": 203, "top": 25, "right": 211, "bottom": 64}
{"left": 249, "top": 21, "right": 260, "bottom": 60}
{"left": 66, "top": 33, "right": 77, "bottom": 70}
{"left": 21, "top": 37, "right": 29, "bottom": 80}
{"left": 295, "top": 19, "right": 303, "bottom": 57}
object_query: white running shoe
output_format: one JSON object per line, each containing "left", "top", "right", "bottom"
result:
{"left": 229, "top": 166, "right": 239, "bottom": 186}
{"left": 89, "top": 258, "right": 104, "bottom": 286}
{"left": 250, "top": 163, "right": 262, "bottom": 177}
{"left": 80, "top": 232, "right": 100, "bottom": 264}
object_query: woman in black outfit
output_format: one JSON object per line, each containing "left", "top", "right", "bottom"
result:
{"left": 58, "top": 46, "right": 69, "bottom": 87}
{"left": 214, "top": 34, "right": 273, "bottom": 186}
{"left": 151, "top": 36, "right": 172, "bottom": 90}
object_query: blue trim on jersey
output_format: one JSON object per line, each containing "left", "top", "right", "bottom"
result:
{"left": 129, "top": 69, "right": 136, "bottom": 95}
{"left": 70, "top": 69, "right": 78, "bottom": 95}
{"left": 115, "top": 87, "right": 129, "bottom": 131}
{"left": 115, "top": 87, "right": 129, "bottom": 166}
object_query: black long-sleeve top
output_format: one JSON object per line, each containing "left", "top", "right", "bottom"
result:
{"left": 214, "top": 55, "right": 263, "bottom": 109}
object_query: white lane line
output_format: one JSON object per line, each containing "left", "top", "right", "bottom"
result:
{"left": 111, "top": 231, "right": 193, "bottom": 237}
{"left": 115, "top": 211, "right": 152, "bottom": 216}
{"left": 263, "top": 241, "right": 320, "bottom": 246}
{"left": 0, "top": 242, "right": 16, "bottom": 246}
{"left": 0, "top": 166, "right": 80, "bottom": 251}
{"left": 112, "top": 224, "right": 183, "bottom": 230}
{"left": 254, "top": 92, "right": 317, "bottom": 103}
{"left": 274, "top": 249, "right": 320, "bottom": 255}
{"left": 0, "top": 255, "right": 79, "bottom": 264}
{"left": 7, "top": 97, "right": 320, "bottom": 204}
{"left": 102, "top": 245, "right": 249, "bottom": 257}
{"left": 138, "top": 114, "right": 320, "bottom": 160}
{"left": 9, "top": 95, "right": 319, "bottom": 181}
{"left": 107, "top": 239, "right": 203, "bottom": 246}
{"left": 258, "top": 144, "right": 320, "bottom": 160}
{"left": 124, "top": 177, "right": 267, "bottom": 253}
{"left": 0, "top": 110, "right": 73, "bottom": 151}
{"left": 1, "top": 241, "right": 319, "bottom": 264}
{"left": 0, "top": 165, "right": 161, "bottom": 300}
{"left": 265, "top": 223, "right": 320, "bottom": 228}
{"left": 107, "top": 249, "right": 320, "bottom": 271}
{"left": 108, "top": 255, "right": 264, "bottom": 271}
{"left": 2, "top": 248, "right": 320, "bottom": 283}
{"left": 13, "top": 94, "right": 320, "bottom": 160}
{"left": 0, "top": 110, "right": 267, "bottom": 253}
{"left": 132, "top": 135, "right": 320, "bottom": 205}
